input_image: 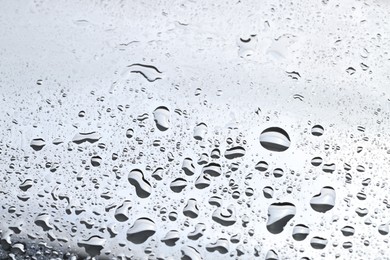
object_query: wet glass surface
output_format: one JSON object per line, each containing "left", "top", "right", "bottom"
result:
{"left": 1, "top": 0, "right": 390, "bottom": 259}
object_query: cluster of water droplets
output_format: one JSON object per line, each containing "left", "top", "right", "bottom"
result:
{"left": 1, "top": 0, "right": 390, "bottom": 259}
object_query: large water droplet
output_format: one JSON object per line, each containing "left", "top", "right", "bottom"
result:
{"left": 202, "top": 162, "right": 222, "bottom": 177}
{"left": 310, "top": 236, "right": 328, "bottom": 249}
{"left": 114, "top": 200, "right": 132, "bottom": 222}
{"left": 183, "top": 198, "right": 199, "bottom": 218}
{"left": 187, "top": 223, "right": 206, "bottom": 240}
{"left": 341, "top": 226, "right": 355, "bottom": 236}
{"left": 153, "top": 106, "right": 170, "bottom": 131}
{"left": 212, "top": 205, "right": 237, "bottom": 226}
{"left": 292, "top": 224, "right": 310, "bottom": 241}
{"left": 310, "top": 186, "right": 336, "bottom": 213}
{"left": 181, "top": 246, "right": 203, "bottom": 260}
{"left": 259, "top": 127, "right": 291, "bottom": 152}
{"left": 30, "top": 138, "right": 46, "bottom": 151}
{"left": 72, "top": 132, "right": 101, "bottom": 144}
{"left": 77, "top": 236, "right": 105, "bottom": 256}
{"left": 161, "top": 230, "right": 180, "bottom": 246}
{"left": 128, "top": 169, "right": 152, "bottom": 198}
{"left": 193, "top": 123, "right": 208, "bottom": 140}
{"left": 224, "top": 146, "right": 246, "bottom": 159}
{"left": 127, "top": 217, "right": 156, "bottom": 244}
{"left": 267, "top": 202, "right": 296, "bottom": 234}
{"left": 170, "top": 178, "right": 187, "bottom": 193}
{"left": 206, "top": 238, "right": 229, "bottom": 254}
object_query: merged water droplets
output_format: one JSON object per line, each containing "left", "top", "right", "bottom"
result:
{"left": 267, "top": 202, "right": 296, "bottom": 234}
{"left": 310, "top": 186, "right": 336, "bottom": 213}
{"left": 181, "top": 246, "right": 203, "bottom": 260}
{"left": 161, "top": 230, "right": 180, "bottom": 246}
{"left": 72, "top": 132, "right": 101, "bottom": 144}
{"left": 206, "top": 238, "right": 229, "bottom": 254}
{"left": 128, "top": 169, "right": 152, "bottom": 198}
{"left": 34, "top": 213, "right": 53, "bottom": 231}
{"left": 128, "top": 63, "right": 162, "bottom": 82}
{"left": 212, "top": 205, "right": 237, "bottom": 226}
{"left": 183, "top": 198, "right": 199, "bottom": 218}
{"left": 114, "top": 200, "right": 132, "bottom": 221}
{"left": 187, "top": 223, "right": 206, "bottom": 240}
{"left": 127, "top": 218, "right": 156, "bottom": 244}
{"left": 259, "top": 127, "right": 291, "bottom": 152}
{"left": 77, "top": 236, "right": 106, "bottom": 256}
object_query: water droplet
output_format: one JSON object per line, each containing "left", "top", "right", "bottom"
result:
{"left": 355, "top": 207, "right": 368, "bottom": 217}
{"left": 91, "top": 156, "right": 102, "bottom": 167}
{"left": 77, "top": 236, "right": 106, "bottom": 256}
{"left": 224, "top": 146, "right": 246, "bottom": 159}
{"left": 182, "top": 158, "right": 195, "bottom": 176}
{"left": 267, "top": 202, "right": 296, "bottom": 234}
{"left": 346, "top": 67, "right": 356, "bottom": 75}
{"left": 153, "top": 106, "right": 170, "bottom": 131}
{"left": 202, "top": 163, "right": 222, "bottom": 177}
{"left": 265, "top": 249, "right": 279, "bottom": 260}
{"left": 259, "top": 127, "right": 291, "bottom": 152}
{"left": 187, "top": 223, "right": 206, "bottom": 240}
{"left": 263, "top": 186, "right": 274, "bottom": 199}
{"left": 311, "top": 157, "right": 323, "bottom": 166}
{"left": 322, "top": 163, "right": 336, "bottom": 173}
{"left": 310, "top": 186, "right": 336, "bottom": 213}
{"left": 127, "top": 217, "right": 156, "bottom": 244}
{"left": 181, "top": 246, "right": 203, "bottom": 260}
{"left": 128, "top": 169, "right": 152, "bottom": 198}
{"left": 170, "top": 178, "right": 187, "bottom": 193}
{"left": 161, "top": 230, "right": 180, "bottom": 246}
{"left": 183, "top": 198, "right": 199, "bottom": 218}
{"left": 310, "top": 236, "right": 328, "bottom": 249}
{"left": 194, "top": 123, "right": 208, "bottom": 141}
{"left": 115, "top": 200, "right": 132, "bottom": 222}
{"left": 206, "top": 238, "right": 229, "bottom": 254}
{"left": 212, "top": 205, "right": 237, "bottom": 226}
{"left": 341, "top": 226, "right": 355, "bottom": 236}
{"left": 128, "top": 63, "right": 162, "bottom": 82}
{"left": 209, "top": 196, "right": 222, "bottom": 207}
{"left": 72, "top": 132, "right": 101, "bottom": 144}
{"left": 30, "top": 138, "right": 46, "bottom": 151}
{"left": 273, "top": 168, "right": 284, "bottom": 178}
{"left": 378, "top": 223, "right": 389, "bottom": 235}
{"left": 19, "top": 179, "right": 33, "bottom": 191}
{"left": 126, "top": 128, "right": 134, "bottom": 138}
{"left": 195, "top": 174, "right": 210, "bottom": 189}
{"left": 292, "top": 224, "right": 310, "bottom": 241}
{"left": 255, "top": 161, "right": 269, "bottom": 171}
{"left": 311, "top": 125, "right": 324, "bottom": 136}
{"left": 34, "top": 213, "right": 53, "bottom": 231}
